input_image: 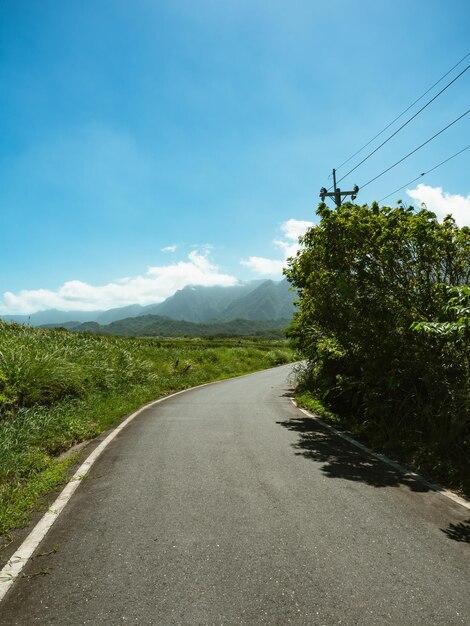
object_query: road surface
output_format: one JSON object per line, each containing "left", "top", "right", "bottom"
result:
{"left": 1, "top": 364, "right": 469, "bottom": 625}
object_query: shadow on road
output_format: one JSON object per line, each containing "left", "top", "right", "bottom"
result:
{"left": 278, "top": 414, "right": 470, "bottom": 545}
{"left": 441, "top": 519, "right": 470, "bottom": 543}
{"left": 277, "top": 415, "right": 430, "bottom": 493}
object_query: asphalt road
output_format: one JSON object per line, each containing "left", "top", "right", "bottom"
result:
{"left": 1, "top": 364, "right": 469, "bottom": 625}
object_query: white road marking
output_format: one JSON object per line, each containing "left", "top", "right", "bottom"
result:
{"left": 292, "top": 399, "right": 470, "bottom": 512}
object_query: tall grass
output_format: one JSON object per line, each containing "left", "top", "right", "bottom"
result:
{"left": 0, "top": 322, "right": 294, "bottom": 535}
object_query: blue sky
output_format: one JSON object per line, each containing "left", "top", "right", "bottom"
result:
{"left": 1, "top": 0, "right": 469, "bottom": 313}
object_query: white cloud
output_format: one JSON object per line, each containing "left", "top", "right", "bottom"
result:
{"left": 0, "top": 250, "right": 238, "bottom": 315}
{"left": 161, "top": 245, "right": 177, "bottom": 252}
{"left": 407, "top": 184, "right": 470, "bottom": 227}
{"left": 280, "top": 219, "right": 314, "bottom": 241}
{"left": 241, "top": 257, "right": 285, "bottom": 275}
{"left": 241, "top": 218, "right": 313, "bottom": 276}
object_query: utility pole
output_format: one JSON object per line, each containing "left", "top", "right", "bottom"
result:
{"left": 319, "top": 169, "right": 359, "bottom": 206}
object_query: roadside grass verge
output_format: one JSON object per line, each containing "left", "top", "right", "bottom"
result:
{"left": 294, "top": 391, "right": 340, "bottom": 424}
{"left": 0, "top": 322, "right": 294, "bottom": 536}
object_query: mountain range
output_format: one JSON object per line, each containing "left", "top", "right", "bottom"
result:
{"left": 2, "top": 279, "right": 297, "bottom": 332}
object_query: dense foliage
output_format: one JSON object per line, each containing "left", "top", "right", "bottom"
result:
{"left": 0, "top": 323, "right": 293, "bottom": 535}
{"left": 285, "top": 202, "right": 469, "bottom": 489}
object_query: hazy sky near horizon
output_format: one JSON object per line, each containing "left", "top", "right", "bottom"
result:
{"left": 1, "top": 0, "right": 469, "bottom": 314}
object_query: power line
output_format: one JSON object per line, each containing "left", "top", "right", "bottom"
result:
{"left": 331, "top": 64, "right": 469, "bottom": 189}
{"left": 335, "top": 51, "right": 470, "bottom": 173}
{"left": 360, "top": 108, "right": 470, "bottom": 190}
{"left": 378, "top": 145, "right": 470, "bottom": 203}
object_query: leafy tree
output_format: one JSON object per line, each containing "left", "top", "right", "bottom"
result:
{"left": 285, "top": 202, "right": 469, "bottom": 484}
{"left": 411, "top": 284, "right": 470, "bottom": 336}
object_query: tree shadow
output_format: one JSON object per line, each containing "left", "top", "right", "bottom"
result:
{"left": 277, "top": 415, "right": 430, "bottom": 493}
{"left": 441, "top": 519, "right": 470, "bottom": 543}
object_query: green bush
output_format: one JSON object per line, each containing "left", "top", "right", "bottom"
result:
{"left": 285, "top": 202, "right": 470, "bottom": 489}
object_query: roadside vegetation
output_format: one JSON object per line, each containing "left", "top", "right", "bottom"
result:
{"left": 0, "top": 322, "right": 294, "bottom": 536}
{"left": 286, "top": 202, "right": 469, "bottom": 495}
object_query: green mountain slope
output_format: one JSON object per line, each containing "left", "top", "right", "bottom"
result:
{"left": 141, "top": 283, "right": 263, "bottom": 322}
{"left": 220, "top": 279, "right": 296, "bottom": 321}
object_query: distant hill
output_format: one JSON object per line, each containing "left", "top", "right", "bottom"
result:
{"left": 3, "top": 279, "right": 297, "bottom": 328}
{"left": 59, "top": 315, "right": 290, "bottom": 338}
{"left": 1, "top": 304, "right": 147, "bottom": 327}
{"left": 1, "top": 309, "right": 104, "bottom": 326}
{"left": 96, "top": 304, "right": 147, "bottom": 325}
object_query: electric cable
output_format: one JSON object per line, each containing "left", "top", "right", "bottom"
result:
{"left": 330, "top": 64, "right": 469, "bottom": 190}
{"left": 335, "top": 51, "right": 470, "bottom": 173}
{"left": 360, "top": 108, "right": 470, "bottom": 190}
{"left": 378, "top": 145, "right": 470, "bottom": 203}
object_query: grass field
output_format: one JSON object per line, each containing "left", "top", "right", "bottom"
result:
{"left": 0, "top": 321, "right": 294, "bottom": 537}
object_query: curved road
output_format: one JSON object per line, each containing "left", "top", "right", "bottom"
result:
{"left": 2, "top": 364, "right": 469, "bottom": 625}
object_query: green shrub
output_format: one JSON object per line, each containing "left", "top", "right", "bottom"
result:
{"left": 266, "top": 349, "right": 291, "bottom": 366}
{"left": 285, "top": 203, "right": 470, "bottom": 489}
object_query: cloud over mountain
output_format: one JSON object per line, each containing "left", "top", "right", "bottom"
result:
{"left": 0, "top": 216, "right": 313, "bottom": 315}
{"left": 0, "top": 250, "right": 238, "bottom": 315}
{"left": 241, "top": 218, "right": 313, "bottom": 276}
